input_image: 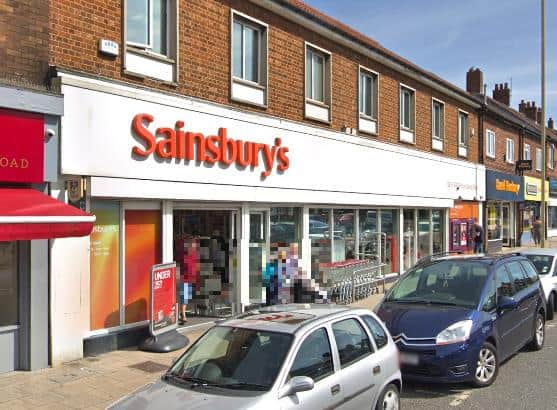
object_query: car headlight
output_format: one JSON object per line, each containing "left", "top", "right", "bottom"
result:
{"left": 435, "top": 320, "right": 473, "bottom": 346}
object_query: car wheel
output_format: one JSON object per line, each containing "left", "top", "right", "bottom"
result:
{"left": 472, "top": 342, "right": 498, "bottom": 388}
{"left": 375, "top": 383, "right": 400, "bottom": 410}
{"left": 529, "top": 312, "right": 545, "bottom": 351}
{"left": 547, "top": 293, "right": 555, "bottom": 321}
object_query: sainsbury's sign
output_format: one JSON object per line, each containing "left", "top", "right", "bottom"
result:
{"left": 131, "top": 113, "right": 290, "bottom": 178}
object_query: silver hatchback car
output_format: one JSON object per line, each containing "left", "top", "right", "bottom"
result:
{"left": 110, "top": 304, "right": 402, "bottom": 410}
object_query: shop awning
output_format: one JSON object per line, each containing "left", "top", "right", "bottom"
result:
{"left": 0, "top": 188, "right": 95, "bottom": 241}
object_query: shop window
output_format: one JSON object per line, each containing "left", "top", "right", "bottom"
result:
{"left": 432, "top": 210, "right": 445, "bottom": 254}
{"left": 506, "top": 139, "right": 515, "bottom": 164}
{"left": 548, "top": 144, "right": 555, "bottom": 170}
{"left": 432, "top": 99, "right": 445, "bottom": 151}
{"left": 310, "top": 208, "right": 331, "bottom": 282}
{"left": 548, "top": 207, "right": 557, "bottom": 230}
{"left": 333, "top": 209, "right": 356, "bottom": 262}
{"left": 487, "top": 203, "right": 502, "bottom": 241}
{"left": 458, "top": 110, "right": 469, "bottom": 157}
{"left": 417, "top": 209, "right": 431, "bottom": 260}
{"left": 403, "top": 209, "right": 416, "bottom": 271}
{"left": 305, "top": 43, "right": 331, "bottom": 123}
{"left": 0, "top": 242, "right": 18, "bottom": 327}
{"left": 399, "top": 85, "right": 415, "bottom": 143}
{"left": 359, "top": 68, "right": 378, "bottom": 134}
{"left": 124, "top": 0, "right": 178, "bottom": 82}
{"left": 486, "top": 129, "right": 496, "bottom": 159}
{"left": 90, "top": 201, "right": 121, "bottom": 331}
{"left": 523, "top": 143, "right": 531, "bottom": 161}
{"left": 536, "top": 147, "right": 543, "bottom": 171}
{"left": 231, "top": 11, "right": 268, "bottom": 106}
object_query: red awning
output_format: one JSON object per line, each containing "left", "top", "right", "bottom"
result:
{"left": 0, "top": 188, "right": 95, "bottom": 241}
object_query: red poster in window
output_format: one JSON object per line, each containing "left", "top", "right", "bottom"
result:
{"left": 0, "top": 109, "right": 44, "bottom": 183}
{"left": 150, "top": 262, "right": 177, "bottom": 336}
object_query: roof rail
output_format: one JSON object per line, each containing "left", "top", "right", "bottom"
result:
{"left": 414, "top": 251, "right": 463, "bottom": 267}
{"left": 489, "top": 252, "right": 522, "bottom": 264}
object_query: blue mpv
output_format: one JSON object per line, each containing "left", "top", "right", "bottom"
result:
{"left": 376, "top": 254, "right": 546, "bottom": 387}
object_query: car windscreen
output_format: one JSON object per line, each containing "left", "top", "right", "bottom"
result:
{"left": 385, "top": 260, "right": 489, "bottom": 308}
{"left": 167, "top": 326, "right": 292, "bottom": 392}
{"left": 524, "top": 255, "right": 553, "bottom": 276}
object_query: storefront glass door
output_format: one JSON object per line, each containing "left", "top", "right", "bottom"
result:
{"left": 403, "top": 209, "right": 416, "bottom": 271}
{"left": 0, "top": 241, "right": 18, "bottom": 373}
{"left": 502, "top": 204, "right": 511, "bottom": 246}
{"left": 249, "top": 210, "right": 268, "bottom": 304}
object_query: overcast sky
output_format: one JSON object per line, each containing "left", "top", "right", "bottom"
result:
{"left": 305, "top": 0, "right": 556, "bottom": 123}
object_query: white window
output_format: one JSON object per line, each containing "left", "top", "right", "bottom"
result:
{"left": 400, "top": 86, "right": 415, "bottom": 131}
{"left": 432, "top": 100, "right": 444, "bottom": 140}
{"left": 359, "top": 69, "right": 378, "bottom": 119}
{"left": 506, "top": 138, "right": 515, "bottom": 164}
{"left": 458, "top": 111, "right": 469, "bottom": 147}
{"left": 536, "top": 147, "right": 543, "bottom": 171}
{"left": 523, "top": 143, "right": 531, "bottom": 161}
{"left": 486, "top": 129, "right": 496, "bottom": 158}
{"left": 549, "top": 144, "right": 555, "bottom": 170}
{"left": 126, "top": 0, "right": 169, "bottom": 55}
{"left": 124, "top": 0, "right": 177, "bottom": 82}
{"left": 304, "top": 43, "right": 331, "bottom": 123}
{"left": 231, "top": 11, "right": 268, "bottom": 106}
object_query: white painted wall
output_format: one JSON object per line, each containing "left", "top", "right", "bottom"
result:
{"left": 49, "top": 185, "right": 90, "bottom": 365}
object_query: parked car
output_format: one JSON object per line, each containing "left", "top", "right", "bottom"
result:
{"left": 520, "top": 248, "right": 557, "bottom": 320}
{"left": 109, "top": 304, "right": 402, "bottom": 410}
{"left": 376, "top": 253, "right": 546, "bottom": 387}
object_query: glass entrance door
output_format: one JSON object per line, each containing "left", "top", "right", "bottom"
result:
{"left": 0, "top": 241, "right": 18, "bottom": 373}
{"left": 249, "top": 210, "right": 268, "bottom": 305}
{"left": 502, "top": 204, "right": 511, "bottom": 246}
{"left": 403, "top": 209, "right": 416, "bottom": 271}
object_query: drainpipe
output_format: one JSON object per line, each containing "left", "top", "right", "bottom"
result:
{"left": 478, "top": 88, "right": 487, "bottom": 252}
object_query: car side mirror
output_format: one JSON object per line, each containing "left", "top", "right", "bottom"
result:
{"left": 279, "top": 376, "right": 315, "bottom": 398}
{"left": 498, "top": 295, "right": 517, "bottom": 311}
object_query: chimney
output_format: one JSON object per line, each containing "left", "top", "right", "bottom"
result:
{"left": 549, "top": 117, "right": 554, "bottom": 129}
{"left": 492, "top": 82, "right": 511, "bottom": 106}
{"left": 466, "top": 67, "right": 483, "bottom": 94}
{"left": 519, "top": 100, "right": 541, "bottom": 123}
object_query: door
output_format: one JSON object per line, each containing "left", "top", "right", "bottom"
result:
{"left": 249, "top": 210, "right": 269, "bottom": 304}
{"left": 506, "top": 261, "right": 536, "bottom": 345}
{"left": 0, "top": 241, "right": 19, "bottom": 373}
{"left": 502, "top": 204, "right": 511, "bottom": 246}
{"left": 279, "top": 327, "right": 343, "bottom": 410}
{"left": 332, "top": 318, "right": 378, "bottom": 409}
{"left": 494, "top": 265, "right": 522, "bottom": 359}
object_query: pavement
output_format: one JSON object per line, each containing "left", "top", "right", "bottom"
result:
{"left": 1, "top": 240, "right": 555, "bottom": 409}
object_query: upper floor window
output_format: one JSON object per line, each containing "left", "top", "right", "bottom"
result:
{"left": 124, "top": 0, "right": 177, "bottom": 82}
{"left": 126, "top": 0, "right": 168, "bottom": 55}
{"left": 486, "top": 129, "right": 496, "bottom": 158}
{"left": 458, "top": 110, "right": 469, "bottom": 157}
{"left": 506, "top": 138, "right": 515, "bottom": 164}
{"left": 523, "top": 143, "right": 531, "bottom": 161}
{"left": 305, "top": 43, "right": 331, "bottom": 123}
{"left": 399, "top": 85, "right": 415, "bottom": 143}
{"left": 549, "top": 144, "right": 555, "bottom": 170}
{"left": 431, "top": 99, "right": 445, "bottom": 151}
{"left": 358, "top": 67, "right": 378, "bottom": 134}
{"left": 231, "top": 11, "right": 268, "bottom": 106}
{"left": 536, "top": 147, "right": 543, "bottom": 171}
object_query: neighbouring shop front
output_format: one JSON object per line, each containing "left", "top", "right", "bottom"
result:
{"left": 0, "top": 102, "right": 94, "bottom": 373}
{"left": 55, "top": 72, "right": 486, "bottom": 357}
{"left": 520, "top": 176, "right": 549, "bottom": 245}
{"left": 485, "top": 170, "right": 522, "bottom": 252}
{"left": 547, "top": 178, "right": 557, "bottom": 238}
{"left": 448, "top": 201, "right": 480, "bottom": 253}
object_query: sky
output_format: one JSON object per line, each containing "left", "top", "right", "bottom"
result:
{"left": 305, "top": 0, "right": 557, "bottom": 122}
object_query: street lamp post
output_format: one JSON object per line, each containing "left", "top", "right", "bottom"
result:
{"left": 541, "top": 0, "right": 547, "bottom": 248}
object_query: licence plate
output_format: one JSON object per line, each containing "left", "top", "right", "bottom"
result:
{"left": 400, "top": 352, "right": 419, "bottom": 366}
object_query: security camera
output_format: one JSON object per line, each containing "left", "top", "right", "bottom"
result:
{"left": 45, "top": 128, "right": 56, "bottom": 140}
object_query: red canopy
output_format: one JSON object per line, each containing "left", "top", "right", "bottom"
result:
{"left": 0, "top": 188, "right": 95, "bottom": 241}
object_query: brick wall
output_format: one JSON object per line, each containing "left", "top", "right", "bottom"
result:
{"left": 483, "top": 118, "right": 519, "bottom": 174}
{"left": 0, "top": 0, "right": 49, "bottom": 87}
{"left": 49, "top": 0, "right": 478, "bottom": 162}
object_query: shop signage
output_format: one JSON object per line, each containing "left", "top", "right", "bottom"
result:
{"left": 526, "top": 183, "right": 538, "bottom": 196}
{"left": 149, "top": 262, "right": 178, "bottom": 336}
{"left": 131, "top": 113, "right": 290, "bottom": 178}
{"left": 550, "top": 178, "right": 557, "bottom": 197}
{"left": 486, "top": 170, "right": 522, "bottom": 201}
{"left": 523, "top": 176, "right": 542, "bottom": 202}
{"left": 516, "top": 160, "right": 532, "bottom": 171}
{"left": 0, "top": 108, "right": 44, "bottom": 183}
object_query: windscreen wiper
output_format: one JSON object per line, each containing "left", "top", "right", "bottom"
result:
{"left": 214, "top": 382, "right": 268, "bottom": 391}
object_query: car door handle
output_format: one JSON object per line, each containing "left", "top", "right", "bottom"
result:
{"left": 373, "top": 365, "right": 381, "bottom": 375}
{"left": 331, "top": 384, "right": 341, "bottom": 395}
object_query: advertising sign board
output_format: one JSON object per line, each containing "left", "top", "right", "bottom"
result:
{"left": 150, "top": 262, "right": 177, "bottom": 336}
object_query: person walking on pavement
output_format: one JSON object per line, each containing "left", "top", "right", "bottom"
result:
{"left": 473, "top": 219, "right": 484, "bottom": 254}
{"left": 532, "top": 216, "right": 542, "bottom": 246}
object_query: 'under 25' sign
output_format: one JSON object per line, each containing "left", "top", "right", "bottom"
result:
{"left": 131, "top": 113, "right": 290, "bottom": 178}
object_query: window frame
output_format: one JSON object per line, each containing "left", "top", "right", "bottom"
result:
{"left": 331, "top": 317, "right": 373, "bottom": 369}
{"left": 431, "top": 97, "right": 445, "bottom": 143}
{"left": 457, "top": 109, "right": 469, "bottom": 148}
{"left": 360, "top": 315, "right": 389, "bottom": 350}
{"left": 486, "top": 129, "right": 496, "bottom": 159}
{"left": 358, "top": 67, "right": 379, "bottom": 121}
{"left": 287, "top": 327, "right": 335, "bottom": 383}
{"left": 506, "top": 138, "right": 515, "bottom": 164}
{"left": 399, "top": 84, "right": 416, "bottom": 132}
{"left": 548, "top": 144, "right": 555, "bottom": 170}
{"left": 536, "top": 147, "right": 543, "bottom": 171}
{"left": 125, "top": 0, "right": 170, "bottom": 56}
{"left": 304, "top": 42, "right": 332, "bottom": 124}
{"left": 523, "top": 143, "right": 531, "bottom": 161}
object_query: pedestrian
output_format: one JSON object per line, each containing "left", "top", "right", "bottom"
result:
{"left": 473, "top": 219, "right": 484, "bottom": 254}
{"left": 532, "top": 216, "right": 542, "bottom": 246}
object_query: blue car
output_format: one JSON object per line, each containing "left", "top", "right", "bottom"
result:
{"left": 376, "top": 253, "right": 546, "bottom": 387}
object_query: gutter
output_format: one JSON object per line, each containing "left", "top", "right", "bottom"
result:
{"left": 250, "top": 0, "right": 480, "bottom": 109}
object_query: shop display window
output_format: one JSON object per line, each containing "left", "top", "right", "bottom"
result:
{"left": 403, "top": 209, "right": 416, "bottom": 271}
{"left": 0, "top": 242, "right": 18, "bottom": 327}
{"left": 549, "top": 207, "right": 557, "bottom": 230}
{"left": 487, "top": 203, "right": 502, "bottom": 240}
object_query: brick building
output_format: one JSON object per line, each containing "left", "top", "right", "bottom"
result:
{"left": 0, "top": 1, "right": 94, "bottom": 373}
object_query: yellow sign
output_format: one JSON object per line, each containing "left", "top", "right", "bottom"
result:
{"left": 523, "top": 176, "right": 542, "bottom": 201}
{"left": 495, "top": 179, "right": 520, "bottom": 194}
